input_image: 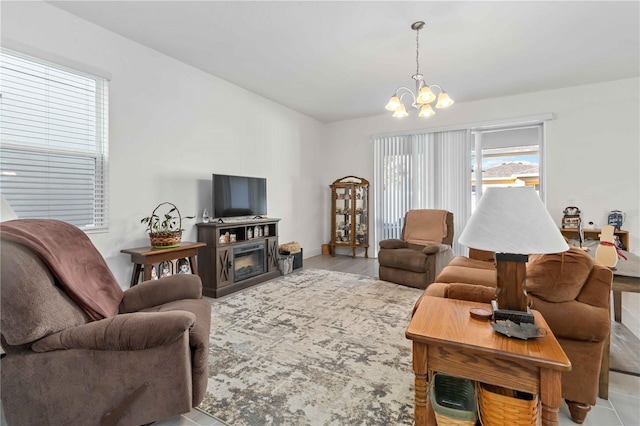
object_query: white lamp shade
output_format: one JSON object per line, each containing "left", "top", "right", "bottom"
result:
{"left": 459, "top": 186, "right": 569, "bottom": 254}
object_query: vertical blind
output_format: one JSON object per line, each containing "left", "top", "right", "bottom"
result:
{"left": 0, "top": 48, "right": 109, "bottom": 230}
{"left": 373, "top": 130, "right": 471, "bottom": 255}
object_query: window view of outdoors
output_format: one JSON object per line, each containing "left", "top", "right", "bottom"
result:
{"left": 471, "top": 144, "right": 540, "bottom": 211}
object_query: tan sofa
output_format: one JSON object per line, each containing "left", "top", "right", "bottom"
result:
{"left": 420, "top": 247, "right": 612, "bottom": 424}
{"left": 1, "top": 220, "right": 211, "bottom": 426}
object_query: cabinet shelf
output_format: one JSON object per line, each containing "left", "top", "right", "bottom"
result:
{"left": 560, "top": 227, "right": 630, "bottom": 251}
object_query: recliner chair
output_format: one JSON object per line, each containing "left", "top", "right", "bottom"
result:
{"left": 1, "top": 219, "right": 211, "bottom": 426}
{"left": 378, "top": 209, "right": 454, "bottom": 289}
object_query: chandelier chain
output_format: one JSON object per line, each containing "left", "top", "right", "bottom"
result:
{"left": 415, "top": 28, "right": 420, "bottom": 76}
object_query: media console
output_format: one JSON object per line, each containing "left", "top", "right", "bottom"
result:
{"left": 196, "top": 218, "right": 281, "bottom": 297}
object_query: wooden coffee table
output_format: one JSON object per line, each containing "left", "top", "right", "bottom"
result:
{"left": 406, "top": 296, "right": 571, "bottom": 426}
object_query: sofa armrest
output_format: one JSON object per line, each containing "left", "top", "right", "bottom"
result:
{"left": 120, "top": 274, "right": 203, "bottom": 313}
{"left": 379, "top": 239, "right": 408, "bottom": 249}
{"left": 447, "top": 283, "right": 496, "bottom": 303}
{"left": 31, "top": 311, "right": 195, "bottom": 353}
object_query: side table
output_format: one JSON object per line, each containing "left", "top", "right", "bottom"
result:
{"left": 406, "top": 296, "right": 571, "bottom": 426}
{"left": 121, "top": 242, "right": 206, "bottom": 286}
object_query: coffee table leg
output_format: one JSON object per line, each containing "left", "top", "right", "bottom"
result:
{"left": 540, "top": 369, "right": 562, "bottom": 426}
{"left": 412, "top": 341, "right": 430, "bottom": 425}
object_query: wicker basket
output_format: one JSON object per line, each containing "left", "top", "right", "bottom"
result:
{"left": 477, "top": 382, "right": 538, "bottom": 426}
{"left": 147, "top": 202, "right": 183, "bottom": 249}
{"left": 430, "top": 373, "right": 477, "bottom": 426}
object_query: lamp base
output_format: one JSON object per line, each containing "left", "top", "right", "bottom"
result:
{"left": 491, "top": 300, "right": 535, "bottom": 324}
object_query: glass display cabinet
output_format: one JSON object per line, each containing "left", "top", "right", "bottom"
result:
{"left": 330, "top": 176, "right": 369, "bottom": 258}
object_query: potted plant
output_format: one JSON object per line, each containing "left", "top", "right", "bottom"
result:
{"left": 141, "top": 202, "right": 194, "bottom": 248}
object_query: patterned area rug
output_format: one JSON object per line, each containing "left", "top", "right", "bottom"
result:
{"left": 199, "top": 268, "right": 423, "bottom": 425}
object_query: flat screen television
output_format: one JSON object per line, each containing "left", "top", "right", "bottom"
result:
{"left": 212, "top": 174, "right": 267, "bottom": 218}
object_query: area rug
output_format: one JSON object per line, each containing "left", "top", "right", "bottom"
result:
{"left": 199, "top": 268, "right": 423, "bottom": 425}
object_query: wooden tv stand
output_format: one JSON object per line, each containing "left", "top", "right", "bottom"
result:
{"left": 196, "top": 218, "right": 281, "bottom": 297}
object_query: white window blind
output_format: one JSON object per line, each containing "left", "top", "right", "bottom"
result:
{"left": 0, "top": 49, "right": 109, "bottom": 231}
{"left": 373, "top": 130, "right": 471, "bottom": 255}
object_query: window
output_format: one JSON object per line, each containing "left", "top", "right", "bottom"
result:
{"left": 471, "top": 125, "right": 543, "bottom": 211}
{"left": 0, "top": 49, "right": 109, "bottom": 231}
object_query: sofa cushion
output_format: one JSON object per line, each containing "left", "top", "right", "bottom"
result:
{"left": 530, "top": 297, "right": 610, "bottom": 342}
{"left": 526, "top": 247, "right": 594, "bottom": 303}
{"left": 1, "top": 241, "right": 88, "bottom": 346}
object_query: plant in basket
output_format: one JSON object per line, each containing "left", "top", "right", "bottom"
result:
{"left": 141, "top": 202, "right": 195, "bottom": 249}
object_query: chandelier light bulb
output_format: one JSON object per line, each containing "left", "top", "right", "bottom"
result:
{"left": 435, "top": 91, "right": 454, "bottom": 109}
{"left": 418, "top": 104, "right": 435, "bottom": 117}
{"left": 416, "top": 85, "right": 436, "bottom": 104}
{"left": 385, "top": 95, "right": 401, "bottom": 111}
{"left": 392, "top": 103, "right": 409, "bottom": 118}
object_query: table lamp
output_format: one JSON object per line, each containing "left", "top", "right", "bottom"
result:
{"left": 459, "top": 187, "right": 569, "bottom": 323}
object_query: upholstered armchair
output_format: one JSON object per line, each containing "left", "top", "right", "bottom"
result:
{"left": 1, "top": 219, "right": 211, "bottom": 426}
{"left": 378, "top": 210, "right": 454, "bottom": 289}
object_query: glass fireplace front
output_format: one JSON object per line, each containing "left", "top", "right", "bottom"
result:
{"left": 233, "top": 243, "right": 265, "bottom": 282}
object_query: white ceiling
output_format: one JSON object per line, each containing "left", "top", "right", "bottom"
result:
{"left": 48, "top": 1, "right": 640, "bottom": 123}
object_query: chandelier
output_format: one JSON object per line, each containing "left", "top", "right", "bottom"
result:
{"left": 385, "top": 21, "right": 454, "bottom": 118}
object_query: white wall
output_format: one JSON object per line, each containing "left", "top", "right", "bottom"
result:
{"left": 325, "top": 79, "right": 639, "bottom": 248}
{"left": 1, "top": 1, "right": 327, "bottom": 286}
{"left": 324, "top": 77, "right": 640, "bottom": 337}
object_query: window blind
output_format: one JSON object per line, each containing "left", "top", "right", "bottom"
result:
{"left": 373, "top": 130, "right": 471, "bottom": 255}
{"left": 0, "top": 48, "right": 109, "bottom": 231}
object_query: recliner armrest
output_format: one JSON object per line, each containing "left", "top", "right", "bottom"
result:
{"left": 120, "top": 274, "right": 203, "bottom": 313}
{"left": 31, "top": 311, "right": 195, "bottom": 353}
{"left": 379, "top": 239, "right": 409, "bottom": 249}
{"left": 422, "top": 244, "right": 451, "bottom": 254}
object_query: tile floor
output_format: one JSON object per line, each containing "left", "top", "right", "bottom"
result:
{"left": 154, "top": 371, "right": 639, "bottom": 426}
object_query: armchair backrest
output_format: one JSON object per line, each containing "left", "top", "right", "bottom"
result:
{"left": 1, "top": 240, "right": 89, "bottom": 349}
{"left": 1, "top": 219, "right": 123, "bottom": 321}
{"left": 401, "top": 210, "right": 454, "bottom": 246}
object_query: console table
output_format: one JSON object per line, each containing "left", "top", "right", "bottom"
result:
{"left": 406, "top": 296, "right": 571, "bottom": 426}
{"left": 120, "top": 241, "right": 206, "bottom": 286}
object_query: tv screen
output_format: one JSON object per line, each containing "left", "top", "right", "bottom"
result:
{"left": 212, "top": 174, "right": 267, "bottom": 218}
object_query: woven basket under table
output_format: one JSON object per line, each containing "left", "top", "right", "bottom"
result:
{"left": 477, "top": 382, "right": 538, "bottom": 426}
